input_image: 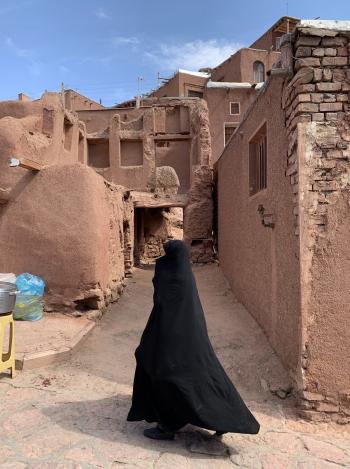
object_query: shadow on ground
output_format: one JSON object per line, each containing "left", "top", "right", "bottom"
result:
{"left": 42, "top": 393, "right": 239, "bottom": 461}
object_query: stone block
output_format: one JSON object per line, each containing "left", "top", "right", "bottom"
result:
{"left": 332, "top": 69, "right": 345, "bottom": 81}
{"left": 326, "top": 149, "right": 345, "bottom": 159}
{"left": 337, "top": 47, "right": 348, "bottom": 56}
{"left": 320, "top": 102, "right": 343, "bottom": 112}
{"left": 296, "top": 46, "right": 312, "bottom": 57}
{"left": 299, "top": 27, "right": 338, "bottom": 37}
{"left": 321, "top": 36, "right": 348, "bottom": 47}
{"left": 313, "top": 180, "right": 338, "bottom": 191}
{"left": 324, "top": 47, "right": 337, "bottom": 56}
{"left": 300, "top": 391, "right": 324, "bottom": 401}
{"left": 313, "top": 68, "right": 323, "bottom": 82}
{"left": 325, "top": 113, "right": 339, "bottom": 121}
{"left": 323, "top": 69, "right": 333, "bottom": 81}
{"left": 295, "top": 102, "right": 319, "bottom": 113}
{"left": 323, "top": 93, "right": 337, "bottom": 103}
{"left": 316, "top": 82, "right": 342, "bottom": 92}
{"left": 298, "top": 410, "right": 331, "bottom": 422}
{"left": 311, "top": 93, "right": 323, "bottom": 103}
{"left": 295, "top": 36, "right": 321, "bottom": 47}
{"left": 322, "top": 56, "right": 348, "bottom": 66}
{"left": 295, "top": 58, "right": 321, "bottom": 70}
{"left": 312, "top": 48, "right": 325, "bottom": 57}
{"left": 292, "top": 94, "right": 311, "bottom": 107}
{"left": 318, "top": 159, "right": 336, "bottom": 169}
{"left": 296, "top": 84, "right": 315, "bottom": 93}
{"left": 289, "top": 67, "right": 314, "bottom": 87}
{"left": 316, "top": 401, "right": 339, "bottom": 412}
{"left": 312, "top": 113, "right": 325, "bottom": 121}
{"left": 336, "top": 93, "right": 349, "bottom": 102}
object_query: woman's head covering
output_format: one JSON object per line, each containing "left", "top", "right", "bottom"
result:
{"left": 163, "top": 240, "right": 190, "bottom": 263}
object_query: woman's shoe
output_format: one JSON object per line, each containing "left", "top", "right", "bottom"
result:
{"left": 143, "top": 425, "right": 175, "bottom": 440}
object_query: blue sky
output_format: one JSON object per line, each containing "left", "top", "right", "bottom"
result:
{"left": 1, "top": 0, "right": 349, "bottom": 106}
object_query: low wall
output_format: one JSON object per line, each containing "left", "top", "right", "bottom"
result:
{"left": 0, "top": 164, "right": 131, "bottom": 313}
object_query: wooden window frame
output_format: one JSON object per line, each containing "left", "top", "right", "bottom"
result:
{"left": 249, "top": 123, "right": 267, "bottom": 196}
{"left": 253, "top": 61, "right": 265, "bottom": 83}
{"left": 224, "top": 123, "right": 237, "bottom": 146}
{"left": 187, "top": 89, "right": 204, "bottom": 98}
{"left": 229, "top": 102, "right": 240, "bottom": 115}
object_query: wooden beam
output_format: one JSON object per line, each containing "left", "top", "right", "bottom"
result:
{"left": 0, "top": 188, "right": 10, "bottom": 204}
{"left": 131, "top": 191, "right": 188, "bottom": 208}
{"left": 154, "top": 134, "right": 191, "bottom": 141}
{"left": 9, "top": 158, "right": 44, "bottom": 171}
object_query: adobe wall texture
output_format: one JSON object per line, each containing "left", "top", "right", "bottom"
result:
{"left": 0, "top": 94, "right": 132, "bottom": 314}
{"left": 150, "top": 72, "right": 207, "bottom": 98}
{"left": 0, "top": 164, "right": 130, "bottom": 312}
{"left": 78, "top": 97, "right": 214, "bottom": 262}
{"left": 211, "top": 49, "right": 280, "bottom": 84}
{"left": 218, "top": 22, "right": 350, "bottom": 421}
{"left": 65, "top": 90, "right": 104, "bottom": 111}
{"left": 217, "top": 76, "right": 300, "bottom": 374}
{"left": 78, "top": 98, "right": 211, "bottom": 191}
{"left": 281, "top": 24, "right": 350, "bottom": 422}
{"left": 150, "top": 74, "right": 181, "bottom": 98}
{"left": 0, "top": 93, "right": 84, "bottom": 191}
{"left": 0, "top": 93, "right": 214, "bottom": 315}
{"left": 205, "top": 87, "right": 258, "bottom": 161}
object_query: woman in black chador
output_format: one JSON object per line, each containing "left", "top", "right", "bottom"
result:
{"left": 127, "top": 240, "right": 260, "bottom": 440}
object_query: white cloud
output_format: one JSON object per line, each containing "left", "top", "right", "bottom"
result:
{"left": 0, "top": 0, "right": 39, "bottom": 16}
{"left": 5, "top": 36, "right": 31, "bottom": 58}
{"left": 5, "top": 36, "right": 42, "bottom": 76}
{"left": 59, "top": 65, "right": 70, "bottom": 74}
{"left": 112, "top": 36, "right": 139, "bottom": 47}
{"left": 95, "top": 7, "right": 109, "bottom": 19}
{"left": 146, "top": 39, "right": 244, "bottom": 72}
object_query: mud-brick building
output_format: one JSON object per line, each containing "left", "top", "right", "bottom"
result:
{"left": 0, "top": 92, "right": 213, "bottom": 313}
{"left": 150, "top": 16, "right": 299, "bottom": 162}
{"left": 216, "top": 20, "right": 350, "bottom": 422}
{"left": 75, "top": 97, "right": 214, "bottom": 264}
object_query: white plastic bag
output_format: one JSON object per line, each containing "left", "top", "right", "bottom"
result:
{"left": 0, "top": 273, "right": 16, "bottom": 284}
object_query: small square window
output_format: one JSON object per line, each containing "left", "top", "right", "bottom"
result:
{"left": 230, "top": 102, "right": 240, "bottom": 115}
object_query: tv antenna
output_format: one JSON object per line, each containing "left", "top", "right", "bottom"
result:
{"left": 137, "top": 76, "right": 144, "bottom": 96}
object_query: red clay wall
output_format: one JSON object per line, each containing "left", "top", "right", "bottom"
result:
{"left": 0, "top": 164, "right": 129, "bottom": 311}
{"left": 281, "top": 24, "right": 350, "bottom": 420}
{"left": 211, "top": 49, "right": 280, "bottom": 83}
{"left": 0, "top": 94, "right": 83, "bottom": 192}
{"left": 65, "top": 90, "right": 104, "bottom": 111}
{"left": 150, "top": 72, "right": 208, "bottom": 98}
{"left": 150, "top": 74, "right": 181, "bottom": 98}
{"left": 217, "top": 76, "right": 300, "bottom": 373}
{"left": 211, "top": 52, "right": 242, "bottom": 82}
{"left": 205, "top": 87, "right": 258, "bottom": 161}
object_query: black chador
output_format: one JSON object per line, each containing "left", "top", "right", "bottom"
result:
{"left": 127, "top": 240, "right": 260, "bottom": 439}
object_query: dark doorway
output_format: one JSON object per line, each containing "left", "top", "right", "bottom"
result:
{"left": 133, "top": 207, "right": 184, "bottom": 265}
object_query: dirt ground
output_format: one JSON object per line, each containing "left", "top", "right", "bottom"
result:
{"left": 0, "top": 264, "right": 350, "bottom": 468}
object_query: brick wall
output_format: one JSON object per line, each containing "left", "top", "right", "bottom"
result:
{"left": 282, "top": 25, "right": 350, "bottom": 422}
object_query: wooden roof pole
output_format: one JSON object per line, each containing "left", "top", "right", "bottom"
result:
{"left": 9, "top": 158, "right": 44, "bottom": 171}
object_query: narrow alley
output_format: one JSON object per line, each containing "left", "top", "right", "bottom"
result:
{"left": 1, "top": 265, "right": 350, "bottom": 468}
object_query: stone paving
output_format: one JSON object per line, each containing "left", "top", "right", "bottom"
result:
{"left": 0, "top": 264, "right": 350, "bottom": 468}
